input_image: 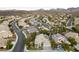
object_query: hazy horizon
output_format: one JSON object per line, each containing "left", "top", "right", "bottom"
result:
{"left": 0, "top": 7, "right": 79, "bottom": 11}
{"left": 0, "top": 0, "right": 79, "bottom": 10}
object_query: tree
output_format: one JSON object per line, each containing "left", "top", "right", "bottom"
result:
{"left": 40, "top": 29, "right": 50, "bottom": 35}
{"left": 25, "top": 32, "right": 37, "bottom": 50}
{"left": 72, "top": 24, "right": 79, "bottom": 33}
{"left": 50, "top": 40, "right": 57, "bottom": 49}
{"left": 68, "top": 37, "right": 77, "bottom": 46}
{"left": 61, "top": 41, "right": 71, "bottom": 51}
{"left": 62, "top": 22, "right": 66, "bottom": 26}
{"left": 6, "top": 40, "right": 13, "bottom": 50}
{"left": 40, "top": 42, "right": 44, "bottom": 50}
{"left": 53, "top": 26, "right": 67, "bottom": 34}
{"left": 38, "top": 16, "right": 43, "bottom": 20}
{"left": 61, "top": 41, "right": 77, "bottom": 52}
{"left": 58, "top": 27, "right": 67, "bottom": 33}
{"left": 0, "top": 16, "right": 4, "bottom": 24}
{"left": 0, "top": 19, "right": 4, "bottom": 24}
{"left": 30, "top": 32, "right": 37, "bottom": 41}
{"left": 52, "top": 27, "right": 58, "bottom": 34}
{"left": 19, "top": 26, "right": 23, "bottom": 29}
{"left": 8, "top": 23, "right": 14, "bottom": 34}
{"left": 48, "top": 16, "right": 52, "bottom": 21}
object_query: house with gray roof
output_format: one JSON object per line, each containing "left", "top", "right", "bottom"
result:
{"left": 29, "top": 18, "right": 41, "bottom": 26}
{"left": 26, "top": 26, "right": 39, "bottom": 34}
{"left": 51, "top": 33, "right": 70, "bottom": 44}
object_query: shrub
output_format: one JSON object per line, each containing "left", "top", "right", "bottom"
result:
{"left": 68, "top": 37, "right": 77, "bottom": 46}
{"left": 61, "top": 41, "right": 71, "bottom": 51}
{"left": 6, "top": 40, "right": 13, "bottom": 50}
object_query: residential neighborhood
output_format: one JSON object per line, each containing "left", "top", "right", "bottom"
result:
{"left": 0, "top": 8, "right": 79, "bottom": 52}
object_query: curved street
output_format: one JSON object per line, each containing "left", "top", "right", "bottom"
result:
{"left": 11, "top": 20, "right": 25, "bottom": 52}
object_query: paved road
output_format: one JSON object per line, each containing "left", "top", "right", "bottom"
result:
{"left": 11, "top": 20, "right": 25, "bottom": 52}
{"left": 66, "top": 19, "right": 72, "bottom": 26}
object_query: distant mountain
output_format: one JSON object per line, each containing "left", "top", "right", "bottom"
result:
{"left": 0, "top": 7, "right": 79, "bottom": 16}
{"left": 0, "top": 10, "right": 29, "bottom": 16}
{"left": 68, "top": 7, "right": 79, "bottom": 12}
{"left": 67, "top": 7, "right": 79, "bottom": 16}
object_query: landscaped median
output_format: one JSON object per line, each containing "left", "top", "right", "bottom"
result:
{"left": 23, "top": 31, "right": 43, "bottom": 52}
{"left": 5, "top": 21, "right": 19, "bottom": 52}
{"left": 7, "top": 32, "right": 18, "bottom": 52}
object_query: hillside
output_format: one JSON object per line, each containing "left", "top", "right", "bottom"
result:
{"left": 0, "top": 7, "right": 79, "bottom": 16}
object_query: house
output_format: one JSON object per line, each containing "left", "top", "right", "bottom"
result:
{"left": 74, "top": 17, "right": 79, "bottom": 25}
{"left": 51, "top": 33, "right": 69, "bottom": 44}
{"left": 35, "top": 34, "right": 51, "bottom": 49}
{"left": 0, "top": 31, "right": 13, "bottom": 38}
{"left": 0, "top": 21, "right": 13, "bottom": 49}
{"left": 0, "top": 38, "right": 7, "bottom": 49}
{"left": 18, "top": 18, "right": 28, "bottom": 28}
{"left": 65, "top": 32, "right": 79, "bottom": 43}
{"left": 0, "top": 21, "right": 13, "bottom": 38}
{"left": 42, "top": 17, "right": 50, "bottom": 24}
{"left": 29, "top": 18, "right": 40, "bottom": 26}
{"left": 4, "top": 16, "right": 15, "bottom": 22}
{"left": 26, "top": 26, "right": 39, "bottom": 34}
{"left": 38, "top": 23, "right": 51, "bottom": 31}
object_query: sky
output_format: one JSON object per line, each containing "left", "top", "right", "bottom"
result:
{"left": 0, "top": 0, "right": 79, "bottom": 10}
